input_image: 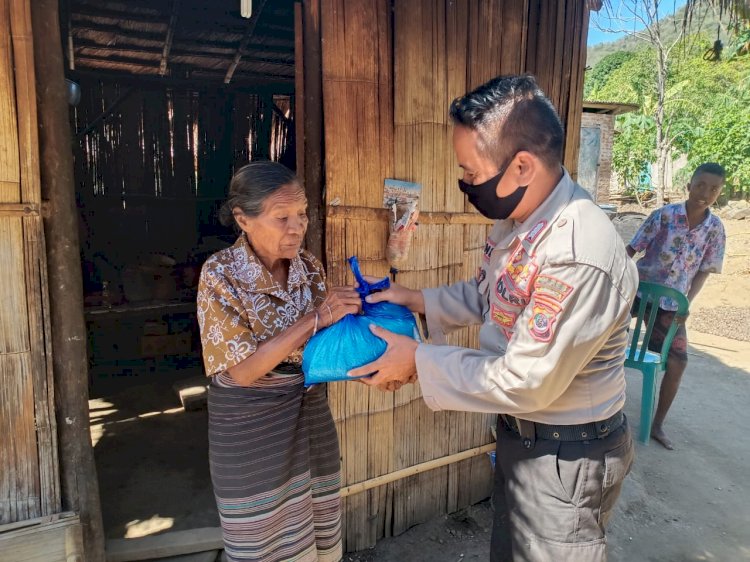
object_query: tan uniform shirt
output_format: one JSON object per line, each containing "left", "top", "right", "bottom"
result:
{"left": 416, "top": 171, "right": 638, "bottom": 425}
{"left": 197, "top": 234, "right": 327, "bottom": 385}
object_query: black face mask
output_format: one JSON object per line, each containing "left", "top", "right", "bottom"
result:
{"left": 458, "top": 166, "right": 528, "bottom": 220}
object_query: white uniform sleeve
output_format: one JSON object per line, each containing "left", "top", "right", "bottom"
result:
{"left": 421, "top": 280, "right": 485, "bottom": 344}
{"left": 416, "top": 264, "right": 629, "bottom": 414}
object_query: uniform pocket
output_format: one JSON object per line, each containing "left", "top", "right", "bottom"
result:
{"left": 603, "top": 436, "right": 634, "bottom": 489}
{"left": 554, "top": 441, "right": 588, "bottom": 505}
{"left": 599, "top": 431, "right": 635, "bottom": 527}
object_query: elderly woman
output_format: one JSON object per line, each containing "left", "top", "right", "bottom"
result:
{"left": 197, "top": 161, "right": 360, "bottom": 562}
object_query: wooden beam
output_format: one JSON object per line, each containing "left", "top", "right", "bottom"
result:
{"left": 75, "top": 44, "right": 293, "bottom": 67}
{"left": 224, "top": 0, "right": 269, "bottom": 84}
{"left": 159, "top": 0, "right": 180, "bottom": 76}
{"left": 106, "top": 528, "right": 223, "bottom": 562}
{"left": 327, "top": 205, "right": 494, "bottom": 226}
{"left": 0, "top": 202, "right": 40, "bottom": 216}
{"left": 70, "top": 5, "right": 291, "bottom": 31}
{"left": 294, "top": 1, "right": 305, "bottom": 176}
{"left": 70, "top": 6, "right": 166, "bottom": 24}
{"left": 74, "top": 52, "right": 294, "bottom": 76}
{"left": 73, "top": 37, "right": 293, "bottom": 59}
{"left": 0, "top": 513, "right": 83, "bottom": 562}
{"left": 72, "top": 26, "right": 294, "bottom": 53}
{"left": 67, "top": 68, "right": 295, "bottom": 92}
{"left": 272, "top": 102, "right": 291, "bottom": 124}
{"left": 301, "top": 0, "right": 324, "bottom": 262}
{"left": 340, "top": 443, "right": 496, "bottom": 498}
{"left": 31, "top": 1, "right": 106, "bottom": 559}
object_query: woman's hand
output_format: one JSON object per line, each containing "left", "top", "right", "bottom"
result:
{"left": 318, "top": 286, "right": 361, "bottom": 327}
{"left": 359, "top": 276, "right": 425, "bottom": 315}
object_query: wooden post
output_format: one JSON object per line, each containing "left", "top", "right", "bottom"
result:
{"left": 300, "top": 0, "right": 324, "bottom": 262}
{"left": 30, "top": 1, "right": 106, "bottom": 560}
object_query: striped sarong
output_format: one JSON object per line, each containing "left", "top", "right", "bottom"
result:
{"left": 208, "top": 371, "right": 342, "bottom": 562}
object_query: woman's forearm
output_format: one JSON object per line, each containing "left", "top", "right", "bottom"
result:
{"left": 227, "top": 311, "right": 317, "bottom": 386}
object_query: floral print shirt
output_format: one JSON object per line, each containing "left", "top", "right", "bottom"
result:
{"left": 197, "top": 234, "right": 327, "bottom": 385}
{"left": 630, "top": 202, "right": 725, "bottom": 310}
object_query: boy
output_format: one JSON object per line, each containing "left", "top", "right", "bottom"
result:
{"left": 627, "top": 162, "right": 727, "bottom": 449}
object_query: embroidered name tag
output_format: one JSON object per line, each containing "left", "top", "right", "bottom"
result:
{"left": 483, "top": 237, "right": 497, "bottom": 263}
{"left": 491, "top": 303, "right": 518, "bottom": 330}
{"left": 495, "top": 274, "right": 528, "bottom": 307}
{"left": 533, "top": 275, "right": 573, "bottom": 303}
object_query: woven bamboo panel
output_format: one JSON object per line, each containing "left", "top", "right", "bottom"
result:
{"left": 0, "top": 0, "right": 60, "bottom": 526}
{"left": 0, "top": 0, "right": 20, "bottom": 204}
{"left": 0, "top": 218, "right": 29, "bottom": 353}
{"left": 0, "top": 353, "right": 39, "bottom": 524}
{"left": 320, "top": 0, "right": 591, "bottom": 551}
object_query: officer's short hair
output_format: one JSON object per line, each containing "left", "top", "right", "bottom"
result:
{"left": 692, "top": 162, "right": 726, "bottom": 181}
{"left": 449, "top": 75, "right": 564, "bottom": 170}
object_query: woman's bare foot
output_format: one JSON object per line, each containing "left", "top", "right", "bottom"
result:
{"left": 651, "top": 425, "right": 674, "bottom": 450}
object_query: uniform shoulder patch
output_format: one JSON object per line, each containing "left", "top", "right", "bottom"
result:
{"left": 533, "top": 274, "right": 573, "bottom": 303}
{"left": 528, "top": 298, "right": 561, "bottom": 342}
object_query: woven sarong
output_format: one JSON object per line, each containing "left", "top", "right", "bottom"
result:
{"left": 208, "top": 371, "right": 342, "bottom": 562}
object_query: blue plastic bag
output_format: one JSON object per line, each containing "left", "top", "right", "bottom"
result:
{"left": 302, "top": 257, "right": 419, "bottom": 385}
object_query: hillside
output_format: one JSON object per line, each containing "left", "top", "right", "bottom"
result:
{"left": 587, "top": 5, "right": 731, "bottom": 67}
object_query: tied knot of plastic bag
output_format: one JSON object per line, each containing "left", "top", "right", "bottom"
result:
{"left": 302, "top": 256, "right": 419, "bottom": 385}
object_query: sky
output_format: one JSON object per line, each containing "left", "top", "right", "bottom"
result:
{"left": 587, "top": 0, "right": 688, "bottom": 45}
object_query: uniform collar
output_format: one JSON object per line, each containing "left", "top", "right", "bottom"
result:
{"left": 233, "top": 234, "right": 308, "bottom": 298}
{"left": 494, "top": 168, "right": 575, "bottom": 251}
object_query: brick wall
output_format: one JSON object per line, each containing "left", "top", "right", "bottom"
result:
{"left": 580, "top": 112, "right": 615, "bottom": 203}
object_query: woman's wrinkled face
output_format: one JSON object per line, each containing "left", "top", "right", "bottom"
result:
{"left": 235, "top": 183, "right": 308, "bottom": 262}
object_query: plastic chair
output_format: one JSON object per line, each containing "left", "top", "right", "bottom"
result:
{"left": 626, "top": 281, "right": 689, "bottom": 444}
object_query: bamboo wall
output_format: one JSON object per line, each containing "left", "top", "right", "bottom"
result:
{"left": 0, "top": 0, "right": 60, "bottom": 525}
{"left": 72, "top": 81, "right": 295, "bottom": 280}
{"left": 319, "top": 0, "right": 591, "bottom": 551}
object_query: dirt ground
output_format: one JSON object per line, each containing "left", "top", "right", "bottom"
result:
{"left": 90, "top": 219, "right": 750, "bottom": 561}
{"left": 343, "top": 329, "right": 750, "bottom": 562}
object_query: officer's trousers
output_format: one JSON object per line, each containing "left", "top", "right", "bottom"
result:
{"left": 490, "top": 416, "right": 634, "bottom": 562}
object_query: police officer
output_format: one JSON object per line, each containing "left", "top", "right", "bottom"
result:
{"left": 349, "top": 75, "right": 638, "bottom": 561}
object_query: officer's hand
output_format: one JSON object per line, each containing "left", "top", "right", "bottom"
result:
{"left": 359, "top": 275, "right": 425, "bottom": 315}
{"left": 348, "top": 324, "right": 419, "bottom": 390}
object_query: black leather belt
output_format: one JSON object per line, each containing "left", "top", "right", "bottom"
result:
{"left": 501, "top": 410, "right": 624, "bottom": 443}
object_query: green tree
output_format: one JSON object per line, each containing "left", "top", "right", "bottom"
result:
{"left": 611, "top": 113, "right": 656, "bottom": 196}
{"left": 591, "top": 1, "right": 749, "bottom": 205}
{"left": 586, "top": 30, "right": 750, "bottom": 199}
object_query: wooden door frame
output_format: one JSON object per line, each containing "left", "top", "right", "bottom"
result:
{"left": 294, "top": 0, "right": 325, "bottom": 264}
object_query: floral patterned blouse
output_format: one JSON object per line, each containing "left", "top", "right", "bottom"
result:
{"left": 197, "top": 234, "right": 327, "bottom": 385}
{"left": 629, "top": 202, "right": 725, "bottom": 310}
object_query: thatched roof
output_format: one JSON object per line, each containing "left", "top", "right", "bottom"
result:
{"left": 65, "top": 0, "right": 295, "bottom": 88}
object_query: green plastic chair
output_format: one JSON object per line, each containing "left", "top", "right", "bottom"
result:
{"left": 626, "top": 281, "right": 689, "bottom": 444}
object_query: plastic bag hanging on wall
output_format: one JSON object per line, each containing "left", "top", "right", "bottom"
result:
{"left": 383, "top": 179, "right": 421, "bottom": 267}
{"left": 302, "top": 256, "right": 420, "bottom": 386}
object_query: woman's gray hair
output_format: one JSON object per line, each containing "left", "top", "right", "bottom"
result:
{"left": 219, "top": 161, "right": 301, "bottom": 227}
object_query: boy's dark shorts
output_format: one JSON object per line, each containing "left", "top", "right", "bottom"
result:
{"left": 632, "top": 297, "right": 688, "bottom": 364}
